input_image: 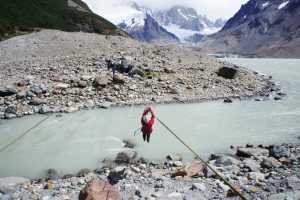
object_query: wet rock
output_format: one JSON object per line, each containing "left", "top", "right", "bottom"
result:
{"left": 5, "top": 104, "right": 16, "bottom": 114}
{"left": 0, "top": 177, "right": 30, "bottom": 194}
{"left": 236, "top": 147, "right": 269, "bottom": 158}
{"left": 79, "top": 179, "right": 120, "bottom": 200}
{"left": 166, "top": 154, "right": 182, "bottom": 161}
{"left": 0, "top": 86, "right": 17, "bottom": 97}
{"left": 270, "top": 145, "right": 289, "bottom": 159}
{"left": 108, "top": 167, "right": 126, "bottom": 185}
{"left": 224, "top": 97, "right": 233, "bottom": 103}
{"left": 29, "top": 98, "right": 43, "bottom": 106}
{"left": 217, "top": 67, "right": 237, "bottom": 79}
{"left": 114, "top": 150, "right": 137, "bottom": 164}
{"left": 39, "top": 104, "right": 50, "bottom": 114}
{"left": 44, "top": 169, "right": 59, "bottom": 181}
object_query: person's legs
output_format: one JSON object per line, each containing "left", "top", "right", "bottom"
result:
{"left": 146, "top": 134, "right": 150, "bottom": 143}
{"left": 143, "top": 132, "right": 146, "bottom": 141}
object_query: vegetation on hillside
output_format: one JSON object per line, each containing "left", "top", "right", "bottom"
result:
{"left": 0, "top": 0, "right": 124, "bottom": 40}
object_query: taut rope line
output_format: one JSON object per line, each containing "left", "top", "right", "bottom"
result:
{"left": 0, "top": 114, "right": 53, "bottom": 153}
{"left": 155, "top": 116, "right": 249, "bottom": 200}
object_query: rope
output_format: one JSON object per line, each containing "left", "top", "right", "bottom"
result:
{"left": 155, "top": 116, "right": 249, "bottom": 200}
{"left": 0, "top": 114, "right": 53, "bottom": 153}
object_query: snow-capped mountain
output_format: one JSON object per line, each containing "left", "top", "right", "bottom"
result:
{"left": 201, "top": 0, "right": 300, "bottom": 58}
{"left": 97, "top": 2, "right": 226, "bottom": 44}
{"left": 123, "top": 3, "right": 226, "bottom": 43}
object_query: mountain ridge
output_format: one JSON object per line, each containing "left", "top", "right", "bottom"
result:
{"left": 0, "top": 0, "right": 126, "bottom": 41}
{"left": 201, "top": 0, "right": 300, "bottom": 58}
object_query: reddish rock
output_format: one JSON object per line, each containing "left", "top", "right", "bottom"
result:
{"left": 113, "top": 74, "right": 125, "bottom": 84}
{"left": 186, "top": 162, "right": 203, "bottom": 177}
{"left": 79, "top": 179, "right": 120, "bottom": 200}
{"left": 50, "top": 76, "right": 64, "bottom": 82}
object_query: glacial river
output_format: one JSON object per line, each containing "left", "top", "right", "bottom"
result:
{"left": 0, "top": 58, "right": 299, "bottom": 178}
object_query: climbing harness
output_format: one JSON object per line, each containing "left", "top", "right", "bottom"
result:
{"left": 0, "top": 114, "right": 53, "bottom": 153}
{"left": 155, "top": 116, "right": 249, "bottom": 200}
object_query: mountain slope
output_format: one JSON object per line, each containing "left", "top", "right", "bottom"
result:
{"left": 201, "top": 0, "right": 300, "bottom": 58}
{"left": 0, "top": 0, "right": 126, "bottom": 40}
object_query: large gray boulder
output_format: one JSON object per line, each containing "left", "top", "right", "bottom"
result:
{"left": 236, "top": 147, "right": 269, "bottom": 158}
{"left": 0, "top": 87, "right": 17, "bottom": 97}
{"left": 5, "top": 104, "right": 16, "bottom": 114}
{"left": 29, "top": 97, "right": 43, "bottom": 106}
{"left": 0, "top": 177, "right": 30, "bottom": 194}
{"left": 270, "top": 145, "right": 289, "bottom": 159}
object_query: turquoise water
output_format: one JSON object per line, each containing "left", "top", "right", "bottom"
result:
{"left": 0, "top": 58, "right": 299, "bottom": 178}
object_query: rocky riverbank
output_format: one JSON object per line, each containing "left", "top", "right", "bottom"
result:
{"left": 0, "top": 142, "right": 299, "bottom": 200}
{"left": 0, "top": 29, "right": 285, "bottom": 120}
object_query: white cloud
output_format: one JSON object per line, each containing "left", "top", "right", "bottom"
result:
{"left": 82, "top": 0, "right": 249, "bottom": 21}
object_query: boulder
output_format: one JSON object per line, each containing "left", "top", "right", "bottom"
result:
{"left": 17, "top": 92, "right": 27, "bottom": 99}
{"left": 108, "top": 167, "right": 126, "bottom": 185}
{"left": 113, "top": 74, "right": 125, "bottom": 84}
{"left": 79, "top": 179, "right": 120, "bottom": 200}
{"left": 78, "top": 169, "right": 93, "bottom": 177}
{"left": 93, "top": 74, "right": 109, "bottom": 88}
{"left": 186, "top": 162, "right": 203, "bottom": 177}
{"left": 191, "top": 183, "right": 206, "bottom": 191}
{"left": 17, "top": 78, "right": 32, "bottom": 86}
{"left": 217, "top": 67, "right": 237, "bottom": 79}
{"left": 243, "top": 159, "right": 261, "bottom": 172}
{"left": 114, "top": 150, "right": 137, "bottom": 164}
{"left": 260, "top": 157, "right": 280, "bottom": 168}
{"left": 39, "top": 104, "right": 50, "bottom": 114}
{"left": 0, "top": 177, "right": 30, "bottom": 194}
{"left": 129, "top": 67, "right": 145, "bottom": 77}
{"left": 54, "top": 83, "right": 70, "bottom": 90}
{"left": 224, "top": 98, "right": 233, "bottom": 103}
{"left": 78, "top": 81, "right": 88, "bottom": 88}
{"left": 44, "top": 169, "right": 59, "bottom": 181}
{"left": 236, "top": 147, "right": 269, "bottom": 158}
{"left": 30, "top": 85, "right": 43, "bottom": 95}
{"left": 5, "top": 104, "right": 17, "bottom": 114}
{"left": 119, "top": 57, "right": 135, "bottom": 73}
{"left": 29, "top": 98, "right": 43, "bottom": 106}
{"left": 270, "top": 145, "right": 289, "bottom": 159}
{"left": 215, "top": 156, "right": 240, "bottom": 166}
{"left": 0, "top": 86, "right": 17, "bottom": 97}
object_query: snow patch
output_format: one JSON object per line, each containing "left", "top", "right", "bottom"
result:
{"left": 278, "top": 1, "right": 289, "bottom": 9}
{"left": 177, "top": 8, "right": 189, "bottom": 21}
{"left": 262, "top": 1, "right": 269, "bottom": 8}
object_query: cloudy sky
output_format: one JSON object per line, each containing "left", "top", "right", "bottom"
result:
{"left": 82, "top": 0, "right": 248, "bottom": 21}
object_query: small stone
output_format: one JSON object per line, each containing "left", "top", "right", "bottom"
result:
{"left": 191, "top": 183, "right": 206, "bottom": 191}
{"left": 39, "top": 104, "right": 50, "bottom": 114}
{"left": 167, "top": 192, "right": 182, "bottom": 198}
{"left": 45, "top": 182, "right": 55, "bottom": 190}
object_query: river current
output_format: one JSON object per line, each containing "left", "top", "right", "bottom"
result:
{"left": 0, "top": 58, "right": 299, "bottom": 178}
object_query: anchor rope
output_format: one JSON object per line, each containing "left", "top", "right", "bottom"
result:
{"left": 155, "top": 116, "right": 249, "bottom": 200}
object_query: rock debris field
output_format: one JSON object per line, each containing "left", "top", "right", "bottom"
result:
{"left": 0, "top": 29, "right": 284, "bottom": 120}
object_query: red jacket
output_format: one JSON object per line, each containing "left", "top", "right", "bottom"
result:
{"left": 141, "top": 109, "right": 154, "bottom": 134}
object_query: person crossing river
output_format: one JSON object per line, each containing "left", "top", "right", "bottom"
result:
{"left": 141, "top": 107, "right": 155, "bottom": 143}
